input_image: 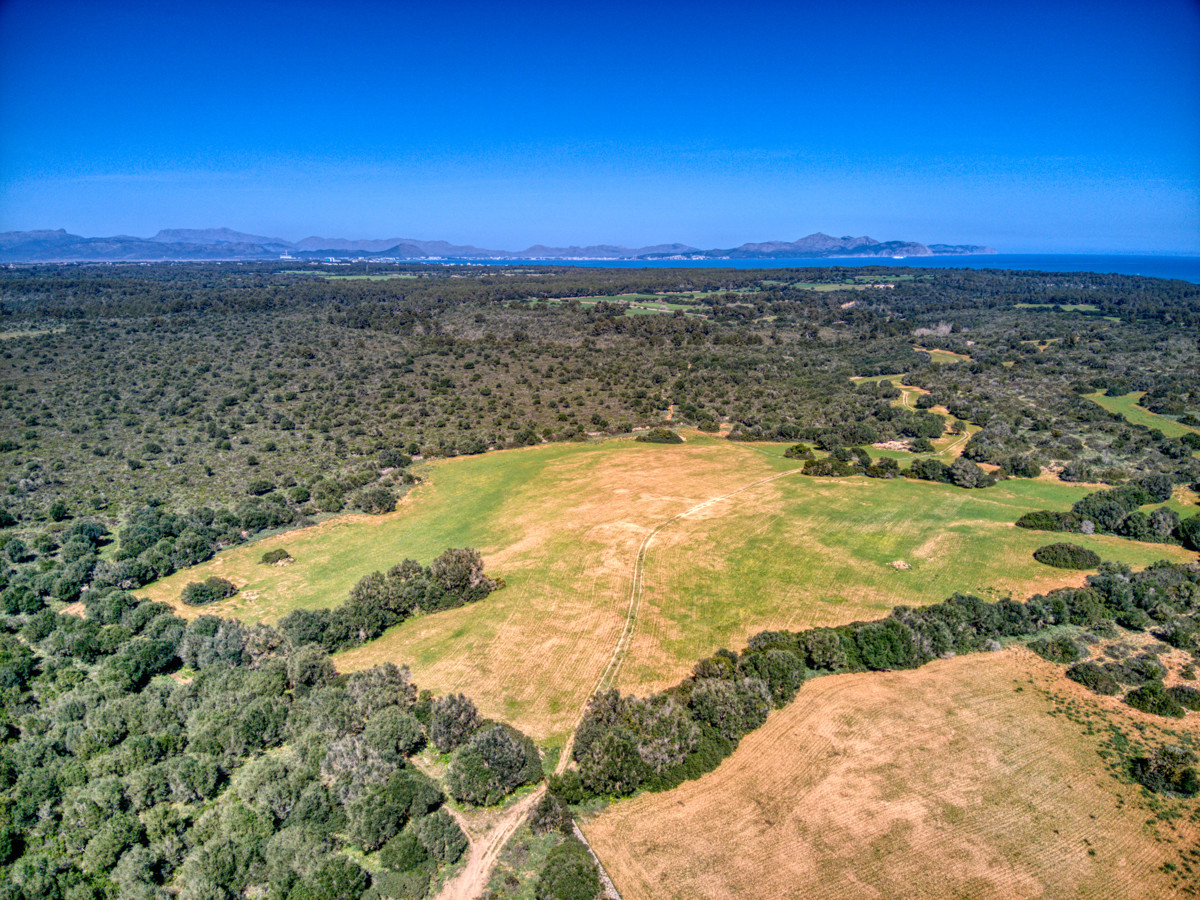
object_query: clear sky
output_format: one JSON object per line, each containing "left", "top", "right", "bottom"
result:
{"left": 1, "top": 0, "right": 1197, "bottom": 253}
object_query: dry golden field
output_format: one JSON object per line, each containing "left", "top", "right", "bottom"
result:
{"left": 583, "top": 647, "right": 1200, "bottom": 900}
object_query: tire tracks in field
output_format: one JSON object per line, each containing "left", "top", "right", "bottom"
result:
{"left": 555, "top": 461, "right": 804, "bottom": 775}
{"left": 434, "top": 457, "right": 804, "bottom": 900}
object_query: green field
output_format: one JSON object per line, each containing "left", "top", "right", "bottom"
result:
{"left": 520, "top": 293, "right": 707, "bottom": 315}
{"left": 1087, "top": 390, "right": 1200, "bottom": 440}
{"left": 913, "top": 346, "right": 973, "bottom": 364}
{"left": 145, "top": 434, "right": 1195, "bottom": 745}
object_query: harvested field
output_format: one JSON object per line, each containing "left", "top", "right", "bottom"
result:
{"left": 584, "top": 648, "right": 1200, "bottom": 900}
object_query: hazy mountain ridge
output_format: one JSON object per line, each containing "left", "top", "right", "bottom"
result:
{"left": 0, "top": 228, "right": 996, "bottom": 261}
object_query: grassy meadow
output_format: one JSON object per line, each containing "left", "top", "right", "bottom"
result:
{"left": 1087, "top": 391, "right": 1200, "bottom": 440}
{"left": 145, "top": 433, "right": 1196, "bottom": 744}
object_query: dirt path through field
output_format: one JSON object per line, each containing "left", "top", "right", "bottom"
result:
{"left": 436, "top": 786, "right": 546, "bottom": 900}
{"left": 434, "top": 456, "right": 803, "bottom": 900}
{"left": 554, "top": 463, "right": 804, "bottom": 774}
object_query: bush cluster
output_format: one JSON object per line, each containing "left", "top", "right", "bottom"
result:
{"left": 1033, "top": 542, "right": 1101, "bottom": 570}
{"left": 180, "top": 575, "right": 239, "bottom": 606}
{"left": 634, "top": 427, "right": 683, "bottom": 444}
{"left": 1017, "top": 478, "right": 1198, "bottom": 548}
{"left": 278, "top": 547, "right": 497, "bottom": 654}
{"left": 0, "top": 582, "right": 482, "bottom": 900}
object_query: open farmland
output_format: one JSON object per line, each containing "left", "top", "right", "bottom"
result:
{"left": 145, "top": 433, "right": 1194, "bottom": 745}
{"left": 584, "top": 647, "right": 1200, "bottom": 900}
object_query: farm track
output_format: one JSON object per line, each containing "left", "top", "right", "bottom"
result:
{"left": 555, "top": 463, "right": 803, "bottom": 773}
{"left": 435, "top": 458, "right": 803, "bottom": 900}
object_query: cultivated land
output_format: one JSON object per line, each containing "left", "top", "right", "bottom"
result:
{"left": 145, "top": 434, "right": 1195, "bottom": 745}
{"left": 583, "top": 647, "right": 1200, "bottom": 900}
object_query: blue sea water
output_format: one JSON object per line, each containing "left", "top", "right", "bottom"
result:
{"left": 459, "top": 254, "right": 1200, "bottom": 283}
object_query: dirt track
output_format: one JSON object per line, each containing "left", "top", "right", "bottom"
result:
{"left": 433, "top": 459, "right": 805, "bottom": 900}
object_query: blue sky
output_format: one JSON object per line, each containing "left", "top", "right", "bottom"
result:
{"left": 1, "top": 0, "right": 1197, "bottom": 252}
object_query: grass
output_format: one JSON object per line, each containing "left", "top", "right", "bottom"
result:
{"left": 144, "top": 434, "right": 1195, "bottom": 745}
{"left": 1087, "top": 391, "right": 1200, "bottom": 440}
{"left": 520, "top": 293, "right": 707, "bottom": 316}
{"left": 583, "top": 648, "right": 1200, "bottom": 900}
{"left": 913, "top": 346, "right": 973, "bottom": 364}
{"left": 1016, "top": 302, "right": 1102, "bottom": 313}
{"left": 617, "top": 468, "right": 1192, "bottom": 697}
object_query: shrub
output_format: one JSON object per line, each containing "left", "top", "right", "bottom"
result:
{"left": 1015, "top": 510, "right": 1079, "bottom": 532}
{"left": 1178, "top": 514, "right": 1200, "bottom": 552}
{"left": 430, "top": 694, "right": 481, "bottom": 753}
{"left": 379, "top": 829, "right": 429, "bottom": 873}
{"left": 1032, "top": 543, "right": 1101, "bottom": 570}
{"left": 906, "top": 457, "right": 950, "bottom": 483}
{"left": 1105, "top": 654, "right": 1166, "bottom": 686}
{"left": 260, "top": 548, "right": 292, "bottom": 565}
{"left": 353, "top": 485, "right": 396, "bottom": 514}
{"left": 1166, "top": 685, "right": 1200, "bottom": 711}
{"left": 246, "top": 478, "right": 275, "bottom": 496}
{"left": 783, "top": 443, "right": 814, "bottom": 460}
{"left": 1027, "top": 636, "right": 1085, "bottom": 664}
{"left": 363, "top": 707, "right": 426, "bottom": 762}
{"left": 180, "top": 576, "right": 238, "bottom": 606}
{"left": 347, "top": 769, "right": 442, "bottom": 851}
{"left": 1124, "top": 682, "right": 1186, "bottom": 718}
{"left": 689, "top": 677, "right": 772, "bottom": 741}
{"left": 535, "top": 837, "right": 601, "bottom": 900}
{"left": 801, "top": 457, "right": 856, "bottom": 477}
{"left": 1131, "top": 745, "right": 1199, "bottom": 796}
{"left": 1065, "top": 661, "right": 1120, "bottom": 695}
{"left": 635, "top": 428, "right": 682, "bottom": 444}
{"left": 530, "top": 792, "right": 572, "bottom": 836}
{"left": 446, "top": 724, "right": 541, "bottom": 806}
{"left": 415, "top": 808, "right": 467, "bottom": 864}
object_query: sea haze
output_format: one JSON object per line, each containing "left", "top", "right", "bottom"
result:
{"left": 455, "top": 255, "right": 1200, "bottom": 284}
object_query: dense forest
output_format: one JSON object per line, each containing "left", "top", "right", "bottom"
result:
{"left": 0, "top": 262, "right": 1199, "bottom": 898}
{"left": 1, "top": 263, "right": 1197, "bottom": 531}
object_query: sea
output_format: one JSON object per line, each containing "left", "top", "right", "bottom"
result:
{"left": 450, "top": 254, "right": 1200, "bottom": 284}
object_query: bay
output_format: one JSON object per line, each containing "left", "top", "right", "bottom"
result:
{"left": 446, "top": 254, "right": 1200, "bottom": 283}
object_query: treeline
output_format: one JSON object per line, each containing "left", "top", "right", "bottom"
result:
{"left": 1016, "top": 476, "right": 1200, "bottom": 549}
{"left": 0, "top": 550, "right": 532, "bottom": 900}
{"left": 277, "top": 548, "right": 499, "bottom": 654}
{"left": 560, "top": 560, "right": 1199, "bottom": 803}
{"left": 0, "top": 467, "right": 405, "bottom": 616}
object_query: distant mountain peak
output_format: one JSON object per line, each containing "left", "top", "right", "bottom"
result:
{"left": 0, "top": 228, "right": 998, "bottom": 262}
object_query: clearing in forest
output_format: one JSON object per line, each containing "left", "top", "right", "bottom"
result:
{"left": 145, "top": 434, "right": 1195, "bottom": 745}
{"left": 1087, "top": 390, "right": 1200, "bottom": 441}
{"left": 583, "top": 648, "right": 1200, "bottom": 900}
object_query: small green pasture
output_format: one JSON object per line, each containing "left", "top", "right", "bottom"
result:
{"left": 1015, "top": 302, "right": 1101, "bottom": 313}
{"left": 914, "top": 346, "right": 973, "bottom": 364}
{"left": 520, "top": 293, "right": 706, "bottom": 316}
{"left": 1087, "top": 391, "right": 1199, "bottom": 440}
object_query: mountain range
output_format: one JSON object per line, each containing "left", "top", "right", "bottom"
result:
{"left": 0, "top": 228, "right": 996, "bottom": 262}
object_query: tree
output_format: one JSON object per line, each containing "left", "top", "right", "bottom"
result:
{"left": 535, "top": 837, "right": 601, "bottom": 900}
{"left": 363, "top": 706, "right": 426, "bottom": 762}
{"left": 429, "top": 693, "right": 481, "bottom": 752}
{"left": 447, "top": 724, "right": 541, "bottom": 806}
{"left": 415, "top": 808, "right": 467, "bottom": 864}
